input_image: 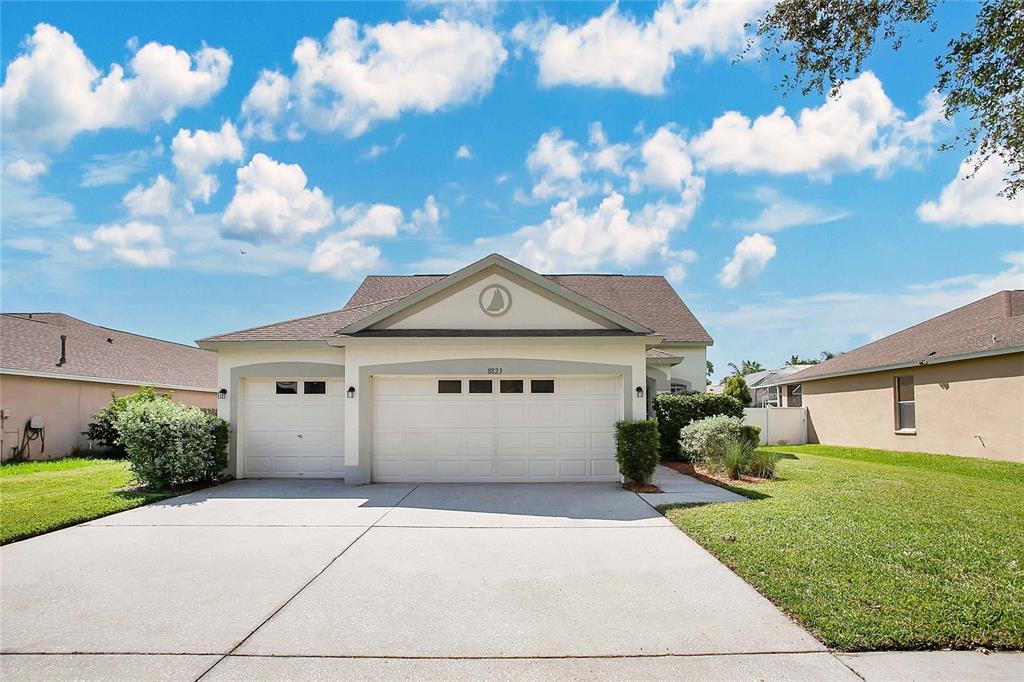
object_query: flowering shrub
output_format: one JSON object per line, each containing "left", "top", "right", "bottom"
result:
{"left": 115, "top": 398, "right": 228, "bottom": 489}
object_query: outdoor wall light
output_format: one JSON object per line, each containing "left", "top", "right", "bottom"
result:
{"left": 636, "top": 386, "right": 644, "bottom": 398}
{"left": 218, "top": 388, "right": 227, "bottom": 400}
{"left": 347, "top": 386, "right": 356, "bottom": 399}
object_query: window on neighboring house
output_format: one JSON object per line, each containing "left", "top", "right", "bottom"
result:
{"left": 787, "top": 384, "right": 802, "bottom": 407}
{"left": 275, "top": 381, "right": 298, "bottom": 395}
{"left": 438, "top": 380, "right": 462, "bottom": 394}
{"left": 767, "top": 386, "right": 781, "bottom": 407}
{"left": 895, "top": 376, "right": 915, "bottom": 431}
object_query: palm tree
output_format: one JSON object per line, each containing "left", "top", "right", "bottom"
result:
{"left": 728, "top": 360, "right": 765, "bottom": 376}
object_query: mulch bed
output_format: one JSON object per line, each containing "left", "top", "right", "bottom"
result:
{"left": 623, "top": 482, "right": 662, "bottom": 493}
{"left": 661, "top": 460, "right": 770, "bottom": 485}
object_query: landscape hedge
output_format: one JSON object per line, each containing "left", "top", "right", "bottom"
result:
{"left": 653, "top": 392, "right": 745, "bottom": 461}
{"left": 614, "top": 419, "right": 660, "bottom": 485}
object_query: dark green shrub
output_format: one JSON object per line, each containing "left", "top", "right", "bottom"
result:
{"left": 723, "top": 374, "right": 752, "bottom": 406}
{"left": 614, "top": 419, "right": 659, "bottom": 485}
{"left": 653, "top": 392, "right": 744, "bottom": 461}
{"left": 741, "top": 424, "right": 762, "bottom": 446}
{"left": 84, "top": 386, "right": 162, "bottom": 458}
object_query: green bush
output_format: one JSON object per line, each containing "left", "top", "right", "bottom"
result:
{"left": 722, "top": 437, "right": 755, "bottom": 479}
{"left": 741, "top": 424, "right": 762, "bottom": 446}
{"left": 723, "top": 374, "right": 752, "bottom": 406}
{"left": 748, "top": 448, "right": 782, "bottom": 479}
{"left": 678, "top": 414, "right": 747, "bottom": 469}
{"left": 614, "top": 419, "right": 660, "bottom": 485}
{"left": 114, "top": 399, "right": 228, "bottom": 489}
{"left": 653, "top": 392, "right": 744, "bottom": 461}
{"left": 84, "top": 386, "right": 162, "bottom": 458}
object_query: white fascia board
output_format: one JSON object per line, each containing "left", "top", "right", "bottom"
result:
{"left": 333, "top": 334, "right": 660, "bottom": 347}
{"left": 0, "top": 368, "right": 216, "bottom": 393}
{"left": 768, "top": 345, "right": 1024, "bottom": 385}
{"left": 196, "top": 340, "right": 332, "bottom": 351}
{"left": 337, "top": 254, "right": 652, "bottom": 335}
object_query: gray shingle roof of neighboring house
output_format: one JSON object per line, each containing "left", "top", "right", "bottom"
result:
{"left": 1, "top": 313, "right": 217, "bottom": 390}
{"left": 788, "top": 290, "right": 1024, "bottom": 382}
{"left": 201, "top": 273, "right": 714, "bottom": 345}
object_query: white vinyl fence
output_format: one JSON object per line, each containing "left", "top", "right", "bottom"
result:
{"left": 743, "top": 407, "right": 807, "bottom": 446}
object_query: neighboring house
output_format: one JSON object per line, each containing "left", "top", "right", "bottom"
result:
{"left": 0, "top": 313, "right": 217, "bottom": 460}
{"left": 769, "top": 291, "right": 1024, "bottom": 462}
{"left": 198, "top": 254, "right": 713, "bottom": 483}
{"left": 748, "top": 365, "right": 814, "bottom": 407}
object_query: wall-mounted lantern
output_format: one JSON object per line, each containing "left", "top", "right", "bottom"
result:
{"left": 635, "top": 385, "right": 644, "bottom": 398}
{"left": 218, "top": 388, "right": 227, "bottom": 400}
{"left": 347, "top": 386, "right": 356, "bottom": 399}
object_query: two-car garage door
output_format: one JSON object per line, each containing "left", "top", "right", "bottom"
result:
{"left": 371, "top": 375, "right": 622, "bottom": 482}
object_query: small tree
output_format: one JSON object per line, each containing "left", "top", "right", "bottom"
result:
{"left": 723, "top": 374, "right": 752, "bottom": 406}
{"left": 84, "top": 386, "right": 163, "bottom": 458}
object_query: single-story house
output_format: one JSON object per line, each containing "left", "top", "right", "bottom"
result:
{"left": 0, "top": 313, "right": 217, "bottom": 460}
{"left": 198, "top": 254, "right": 713, "bottom": 483}
{"left": 747, "top": 365, "right": 814, "bottom": 407}
{"left": 767, "top": 290, "right": 1023, "bottom": 462}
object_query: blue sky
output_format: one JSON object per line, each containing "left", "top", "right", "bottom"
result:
{"left": 2, "top": 1, "right": 1021, "bottom": 379}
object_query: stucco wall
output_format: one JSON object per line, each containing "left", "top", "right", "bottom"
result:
{"left": 0, "top": 373, "right": 216, "bottom": 460}
{"left": 660, "top": 345, "right": 707, "bottom": 392}
{"left": 801, "top": 353, "right": 1023, "bottom": 462}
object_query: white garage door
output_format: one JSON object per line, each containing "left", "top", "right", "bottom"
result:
{"left": 372, "top": 375, "right": 622, "bottom": 482}
{"left": 242, "top": 378, "right": 345, "bottom": 478}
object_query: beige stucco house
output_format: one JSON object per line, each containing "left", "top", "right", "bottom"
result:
{"left": 198, "top": 254, "right": 712, "bottom": 483}
{"left": 0, "top": 313, "right": 217, "bottom": 460}
{"left": 768, "top": 291, "right": 1024, "bottom": 462}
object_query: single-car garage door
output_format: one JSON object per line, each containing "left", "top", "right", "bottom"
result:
{"left": 242, "top": 378, "right": 345, "bottom": 478}
{"left": 371, "top": 375, "right": 622, "bottom": 482}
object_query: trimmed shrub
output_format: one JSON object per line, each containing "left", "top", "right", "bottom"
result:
{"left": 614, "top": 419, "right": 660, "bottom": 485}
{"left": 84, "top": 386, "right": 161, "bottom": 458}
{"left": 678, "top": 414, "right": 746, "bottom": 469}
{"left": 722, "top": 437, "right": 755, "bottom": 480}
{"left": 115, "top": 399, "right": 229, "bottom": 489}
{"left": 653, "top": 392, "right": 744, "bottom": 461}
{"left": 741, "top": 424, "right": 762, "bottom": 447}
{"left": 748, "top": 448, "right": 782, "bottom": 479}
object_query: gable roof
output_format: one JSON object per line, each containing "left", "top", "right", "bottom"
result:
{"left": 789, "top": 290, "right": 1024, "bottom": 382}
{"left": 2, "top": 313, "right": 217, "bottom": 390}
{"left": 200, "top": 256, "right": 714, "bottom": 345}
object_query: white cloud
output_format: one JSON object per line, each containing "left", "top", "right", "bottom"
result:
{"left": 732, "top": 187, "right": 848, "bottom": 232}
{"left": 1, "top": 23, "right": 230, "bottom": 150}
{"left": 916, "top": 155, "right": 1024, "bottom": 227}
{"left": 515, "top": 191, "right": 699, "bottom": 272}
{"left": 630, "top": 125, "right": 698, "bottom": 191}
{"left": 455, "top": 144, "right": 474, "bottom": 159}
{"left": 308, "top": 236, "right": 382, "bottom": 279}
{"left": 122, "top": 175, "right": 175, "bottom": 218}
{"left": 337, "top": 194, "right": 443, "bottom": 238}
{"left": 222, "top": 153, "right": 334, "bottom": 242}
{"left": 411, "top": 195, "right": 442, "bottom": 232}
{"left": 73, "top": 221, "right": 173, "bottom": 267}
{"left": 240, "top": 69, "right": 292, "bottom": 141}
{"left": 252, "top": 17, "right": 506, "bottom": 138}
{"left": 360, "top": 133, "right": 406, "bottom": 161}
{"left": 171, "top": 121, "right": 244, "bottom": 203}
{"left": 1, "top": 181, "right": 74, "bottom": 228}
{"left": 718, "top": 233, "right": 776, "bottom": 288}
{"left": 588, "top": 122, "right": 631, "bottom": 175}
{"left": 4, "top": 158, "right": 47, "bottom": 182}
{"left": 512, "top": 1, "right": 767, "bottom": 95}
{"left": 79, "top": 141, "right": 162, "bottom": 187}
{"left": 691, "top": 72, "right": 946, "bottom": 179}
{"left": 526, "top": 129, "right": 590, "bottom": 199}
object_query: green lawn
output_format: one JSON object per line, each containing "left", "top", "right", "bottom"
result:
{"left": 662, "top": 445, "right": 1024, "bottom": 652}
{"left": 0, "top": 458, "right": 174, "bottom": 544}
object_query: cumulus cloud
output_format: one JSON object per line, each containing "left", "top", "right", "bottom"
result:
{"left": 244, "top": 17, "right": 506, "bottom": 138}
{"left": 732, "top": 187, "right": 849, "bottom": 232}
{"left": 122, "top": 175, "right": 175, "bottom": 218}
{"left": 691, "top": 73, "right": 947, "bottom": 179}
{"left": 72, "top": 221, "right": 173, "bottom": 267}
{"left": 4, "top": 158, "right": 47, "bottom": 182}
{"left": 588, "top": 122, "right": 631, "bottom": 175}
{"left": 512, "top": 1, "right": 767, "bottom": 95}
{"left": 526, "top": 129, "right": 590, "bottom": 199}
{"left": 916, "top": 155, "right": 1024, "bottom": 227}
{"left": 337, "top": 195, "right": 444, "bottom": 238}
{"left": 308, "top": 237, "right": 382, "bottom": 279}
{"left": 455, "top": 144, "right": 474, "bottom": 159}
{"left": 1, "top": 23, "right": 230, "bottom": 150}
{"left": 718, "top": 233, "right": 776, "bottom": 288}
{"left": 222, "top": 153, "right": 334, "bottom": 242}
{"left": 171, "top": 121, "right": 244, "bottom": 203}
{"left": 630, "top": 125, "right": 698, "bottom": 191}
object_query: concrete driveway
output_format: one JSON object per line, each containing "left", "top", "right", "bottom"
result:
{"left": 1, "top": 479, "right": 856, "bottom": 681}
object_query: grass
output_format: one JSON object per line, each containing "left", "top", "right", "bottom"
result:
{"left": 0, "top": 458, "right": 174, "bottom": 544}
{"left": 662, "top": 445, "right": 1024, "bottom": 652}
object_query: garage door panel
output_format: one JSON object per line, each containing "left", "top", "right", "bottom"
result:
{"left": 497, "top": 405, "right": 527, "bottom": 427}
{"left": 589, "top": 404, "right": 619, "bottom": 424}
{"left": 591, "top": 459, "right": 620, "bottom": 477}
{"left": 466, "top": 405, "right": 495, "bottom": 426}
{"left": 560, "top": 459, "right": 588, "bottom": 477}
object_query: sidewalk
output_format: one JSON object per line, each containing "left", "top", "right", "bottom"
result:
{"left": 639, "top": 464, "right": 749, "bottom": 506}
{"left": 839, "top": 650, "right": 1023, "bottom": 681}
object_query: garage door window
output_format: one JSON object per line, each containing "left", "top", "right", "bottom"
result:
{"left": 500, "top": 379, "right": 524, "bottom": 394}
{"left": 530, "top": 379, "right": 555, "bottom": 394}
{"left": 438, "top": 379, "right": 462, "bottom": 394}
{"left": 275, "top": 381, "right": 298, "bottom": 395}
{"left": 469, "top": 379, "right": 493, "bottom": 393}
{"left": 303, "top": 381, "right": 327, "bottom": 395}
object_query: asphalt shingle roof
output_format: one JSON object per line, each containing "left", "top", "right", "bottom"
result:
{"left": 2, "top": 313, "right": 217, "bottom": 390}
{"left": 790, "top": 290, "right": 1024, "bottom": 382}
{"left": 202, "top": 273, "right": 713, "bottom": 345}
